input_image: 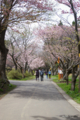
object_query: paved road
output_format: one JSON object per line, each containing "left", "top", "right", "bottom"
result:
{"left": 0, "top": 76, "right": 80, "bottom": 120}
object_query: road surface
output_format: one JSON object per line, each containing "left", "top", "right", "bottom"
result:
{"left": 0, "top": 76, "right": 80, "bottom": 120}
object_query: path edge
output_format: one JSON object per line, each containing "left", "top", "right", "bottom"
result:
{"left": 51, "top": 81, "right": 80, "bottom": 112}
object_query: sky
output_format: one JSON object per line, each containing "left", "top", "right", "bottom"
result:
{"left": 5, "top": 0, "right": 77, "bottom": 42}
{"left": 29, "top": 1, "right": 75, "bottom": 28}
{"left": 54, "top": 3, "right": 74, "bottom": 25}
{"left": 12, "top": 0, "right": 75, "bottom": 29}
{"left": 5, "top": 0, "right": 79, "bottom": 56}
{"left": 44, "top": 1, "right": 74, "bottom": 26}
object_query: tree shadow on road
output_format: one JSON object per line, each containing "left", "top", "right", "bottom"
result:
{"left": 9, "top": 83, "right": 66, "bottom": 101}
{"left": 32, "top": 115, "right": 80, "bottom": 120}
{"left": 59, "top": 115, "right": 80, "bottom": 120}
{"left": 32, "top": 116, "right": 60, "bottom": 120}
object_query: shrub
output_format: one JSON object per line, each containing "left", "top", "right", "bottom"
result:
{"left": 0, "top": 88, "right": 3, "bottom": 92}
{"left": 8, "top": 69, "right": 22, "bottom": 79}
{"left": 24, "top": 71, "right": 32, "bottom": 77}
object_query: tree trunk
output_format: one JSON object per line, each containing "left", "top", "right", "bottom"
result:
{"left": 0, "top": 30, "right": 9, "bottom": 88}
{"left": 78, "top": 63, "right": 80, "bottom": 92}
{"left": 78, "top": 43, "right": 80, "bottom": 92}
{"left": 63, "top": 68, "right": 69, "bottom": 84}
{"left": 66, "top": 70, "right": 69, "bottom": 85}
{"left": 71, "top": 67, "right": 76, "bottom": 91}
{"left": 63, "top": 68, "right": 66, "bottom": 79}
{"left": 63, "top": 69, "right": 69, "bottom": 85}
{"left": 70, "top": 0, "right": 80, "bottom": 92}
{"left": 12, "top": 57, "right": 17, "bottom": 70}
{"left": 20, "top": 67, "right": 23, "bottom": 73}
{"left": 24, "top": 62, "right": 27, "bottom": 73}
{"left": 14, "top": 60, "right": 17, "bottom": 70}
{"left": 22, "top": 69, "right": 25, "bottom": 78}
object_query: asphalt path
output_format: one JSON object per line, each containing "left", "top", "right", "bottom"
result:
{"left": 0, "top": 76, "right": 80, "bottom": 120}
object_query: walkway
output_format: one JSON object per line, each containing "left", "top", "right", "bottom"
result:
{"left": 0, "top": 75, "right": 80, "bottom": 120}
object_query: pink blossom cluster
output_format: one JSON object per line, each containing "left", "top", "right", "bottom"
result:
{"left": 34, "top": 24, "right": 79, "bottom": 68}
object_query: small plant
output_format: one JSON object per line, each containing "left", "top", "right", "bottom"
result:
{"left": 24, "top": 71, "right": 32, "bottom": 77}
{"left": 0, "top": 88, "right": 3, "bottom": 92}
{"left": 9, "top": 84, "right": 13, "bottom": 87}
{"left": 8, "top": 69, "right": 22, "bottom": 79}
{"left": 0, "top": 84, "right": 16, "bottom": 98}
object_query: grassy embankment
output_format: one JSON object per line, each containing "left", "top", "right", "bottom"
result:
{"left": 0, "top": 84, "right": 16, "bottom": 99}
{"left": 52, "top": 75, "right": 80, "bottom": 104}
{"left": 8, "top": 75, "right": 35, "bottom": 81}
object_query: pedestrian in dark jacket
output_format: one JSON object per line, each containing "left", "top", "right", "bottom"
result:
{"left": 40, "top": 69, "right": 44, "bottom": 81}
{"left": 36, "top": 69, "right": 39, "bottom": 81}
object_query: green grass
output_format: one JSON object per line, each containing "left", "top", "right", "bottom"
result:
{"left": 23, "top": 76, "right": 35, "bottom": 80}
{"left": 9, "top": 75, "right": 35, "bottom": 81}
{"left": 0, "top": 84, "right": 16, "bottom": 99}
{"left": 52, "top": 75, "right": 80, "bottom": 104}
{"left": 68, "top": 74, "right": 79, "bottom": 82}
{"left": 52, "top": 75, "right": 59, "bottom": 82}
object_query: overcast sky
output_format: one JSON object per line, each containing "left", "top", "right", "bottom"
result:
{"left": 30, "top": 1, "right": 75, "bottom": 27}
{"left": 6, "top": 0, "right": 76, "bottom": 41}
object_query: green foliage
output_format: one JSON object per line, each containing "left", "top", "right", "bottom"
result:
{"left": 72, "top": 21, "right": 75, "bottom": 26}
{"left": 5, "top": 40, "right": 10, "bottom": 47}
{"left": 0, "top": 84, "right": 16, "bottom": 99}
{"left": 55, "top": 63, "right": 59, "bottom": 67}
{"left": 24, "top": 71, "right": 32, "bottom": 77}
{"left": 58, "top": 20, "right": 63, "bottom": 26}
{"left": 8, "top": 84, "right": 16, "bottom": 90}
{"left": 9, "top": 84, "right": 13, "bottom": 87}
{"left": 21, "top": 75, "right": 35, "bottom": 81}
{"left": 8, "top": 69, "right": 22, "bottom": 79}
{"left": 7, "top": 69, "right": 35, "bottom": 80}
{"left": 26, "top": 76, "right": 35, "bottom": 80}
{"left": 0, "top": 88, "right": 3, "bottom": 92}
{"left": 58, "top": 83, "right": 80, "bottom": 104}
{"left": 52, "top": 75, "right": 80, "bottom": 104}
{"left": 52, "top": 75, "right": 59, "bottom": 82}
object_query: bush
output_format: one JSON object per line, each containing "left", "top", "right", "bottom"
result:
{"left": 24, "top": 71, "right": 32, "bottom": 77}
{"left": 8, "top": 69, "right": 22, "bottom": 79}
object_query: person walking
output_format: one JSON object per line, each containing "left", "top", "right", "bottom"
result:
{"left": 48, "top": 70, "right": 51, "bottom": 79}
{"left": 39, "top": 69, "right": 41, "bottom": 76}
{"left": 45, "top": 70, "right": 48, "bottom": 79}
{"left": 40, "top": 69, "right": 44, "bottom": 81}
{"left": 36, "top": 69, "right": 39, "bottom": 81}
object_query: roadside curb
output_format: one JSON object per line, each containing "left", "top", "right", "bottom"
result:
{"left": 51, "top": 81, "right": 80, "bottom": 113}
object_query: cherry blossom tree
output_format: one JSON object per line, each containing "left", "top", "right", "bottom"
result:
{"left": 6, "top": 27, "right": 23, "bottom": 70}
{"left": 6, "top": 25, "right": 45, "bottom": 78}
{"left": 35, "top": 24, "right": 80, "bottom": 90}
{"left": 0, "top": 0, "right": 52, "bottom": 86}
{"left": 55, "top": 0, "right": 80, "bottom": 91}
{"left": 6, "top": 26, "right": 34, "bottom": 71}
{"left": 29, "top": 57, "right": 45, "bottom": 70}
